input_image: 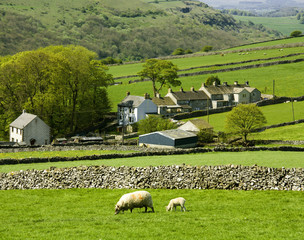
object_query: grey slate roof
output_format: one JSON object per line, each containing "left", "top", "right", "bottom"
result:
{"left": 119, "top": 95, "right": 146, "bottom": 108}
{"left": 158, "top": 129, "right": 197, "bottom": 140}
{"left": 10, "top": 112, "right": 37, "bottom": 129}
{"left": 170, "top": 90, "right": 209, "bottom": 100}
{"left": 152, "top": 96, "right": 175, "bottom": 106}
{"left": 202, "top": 84, "right": 248, "bottom": 95}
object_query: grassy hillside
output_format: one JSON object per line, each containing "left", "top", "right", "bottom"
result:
{"left": 108, "top": 38, "right": 304, "bottom": 110}
{"left": 234, "top": 15, "right": 304, "bottom": 36}
{"left": 0, "top": 0, "right": 281, "bottom": 59}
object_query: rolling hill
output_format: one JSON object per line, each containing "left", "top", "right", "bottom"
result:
{"left": 0, "top": 0, "right": 282, "bottom": 59}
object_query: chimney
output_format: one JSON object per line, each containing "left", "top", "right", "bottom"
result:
{"left": 144, "top": 93, "right": 150, "bottom": 99}
{"left": 156, "top": 93, "right": 161, "bottom": 98}
{"left": 126, "top": 91, "right": 130, "bottom": 96}
{"left": 22, "top": 109, "right": 26, "bottom": 114}
{"left": 168, "top": 88, "right": 173, "bottom": 93}
{"left": 202, "top": 83, "right": 206, "bottom": 88}
{"left": 245, "top": 81, "right": 249, "bottom": 86}
{"left": 234, "top": 81, "right": 238, "bottom": 86}
{"left": 190, "top": 86, "right": 195, "bottom": 91}
{"left": 223, "top": 82, "right": 228, "bottom": 86}
{"left": 213, "top": 81, "right": 218, "bottom": 86}
{"left": 180, "top": 87, "right": 184, "bottom": 92}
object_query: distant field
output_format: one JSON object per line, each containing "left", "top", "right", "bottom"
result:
{"left": 184, "top": 101, "right": 304, "bottom": 132}
{"left": 1, "top": 151, "right": 304, "bottom": 173}
{"left": 1, "top": 189, "right": 304, "bottom": 240}
{"left": 234, "top": 16, "right": 304, "bottom": 36}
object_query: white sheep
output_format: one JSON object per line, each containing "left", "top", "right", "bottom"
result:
{"left": 115, "top": 190, "right": 154, "bottom": 214}
{"left": 166, "top": 197, "right": 186, "bottom": 212}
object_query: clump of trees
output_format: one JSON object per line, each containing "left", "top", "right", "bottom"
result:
{"left": 0, "top": 45, "right": 113, "bottom": 139}
{"left": 137, "top": 115, "right": 177, "bottom": 135}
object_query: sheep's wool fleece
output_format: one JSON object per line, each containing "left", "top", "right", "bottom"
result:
{"left": 118, "top": 191, "right": 153, "bottom": 208}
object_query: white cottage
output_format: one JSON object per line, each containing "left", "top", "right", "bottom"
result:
{"left": 117, "top": 92, "right": 158, "bottom": 126}
{"left": 9, "top": 110, "right": 51, "bottom": 145}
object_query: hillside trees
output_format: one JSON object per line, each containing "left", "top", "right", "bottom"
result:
{"left": 138, "top": 59, "right": 180, "bottom": 97}
{"left": 0, "top": 46, "right": 113, "bottom": 139}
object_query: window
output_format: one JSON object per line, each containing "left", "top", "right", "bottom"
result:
{"left": 129, "top": 117, "right": 133, "bottom": 123}
{"left": 12, "top": 127, "right": 14, "bottom": 133}
{"left": 45, "top": 140, "right": 48, "bottom": 145}
{"left": 12, "top": 138, "right": 14, "bottom": 142}
{"left": 243, "top": 94, "right": 246, "bottom": 98}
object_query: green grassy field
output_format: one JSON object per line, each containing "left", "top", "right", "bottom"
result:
{"left": 252, "top": 123, "right": 304, "bottom": 141}
{"left": 186, "top": 101, "right": 304, "bottom": 132}
{"left": 234, "top": 16, "right": 304, "bottom": 36}
{"left": 0, "top": 149, "right": 136, "bottom": 160}
{"left": 1, "top": 151, "right": 304, "bottom": 173}
{"left": 1, "top": 188, "right": 303, "bottom": 240}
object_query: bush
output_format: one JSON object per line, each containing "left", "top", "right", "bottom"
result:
{"left": 201, "top": 45, "right": 213, "bottom": 52}
{"left": 197, "top": 129, "right": 214, "bottom": 143}
{"left": 290, "top": 30, "right": 302, "bottom": 37}
{"left": 171, "top": 48, "right": 185, "bottom": 55}
{"left": 205, "top": 75, "right": 220, "bottom": 86}
{"left": 137, "top": 115, "right": 177, "bottom": 135}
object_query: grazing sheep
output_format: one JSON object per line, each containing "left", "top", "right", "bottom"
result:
{"left": 166, "top": 197, "right": 186, "bottom": 212}
{"left": 115, "top": 191, "right": 154, "bottom": 215}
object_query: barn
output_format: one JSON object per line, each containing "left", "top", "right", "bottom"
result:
{"left": 138, "top": 129, "right": 197, "bottom": 148}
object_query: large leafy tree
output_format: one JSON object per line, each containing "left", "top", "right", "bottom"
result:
{"left": 138, "top": 59, "right": 180, "bottom": 97}
{"left": 225, "top": 104, "right": 267, "bottom": 142}
{"left": 0, "top": 45, "right": 113, "bottom": 139}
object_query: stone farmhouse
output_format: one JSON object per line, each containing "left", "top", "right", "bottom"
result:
{"left": 200, "top": 81, "right": 261, "bottom": 109}
{"left": 9, "top": 110, "right": 51, "bottom": 145}
{"left": 117, "top": 81, "right": 261, "bottom": 125}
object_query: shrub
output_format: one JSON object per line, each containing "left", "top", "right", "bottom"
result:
{"left": 171, "top": 48, "right": 185, "bottom": 55}
{"left": 197, "top": 129, "right": 214, "bottom": 143}
{"left": 201, "top": 45, "right": 213, "bottom": 52}
{"left": 290, "top": 30, "right": 302, "bottom": 37}
{"left": 138, "top": 115, "right": 177, "bottom": 135}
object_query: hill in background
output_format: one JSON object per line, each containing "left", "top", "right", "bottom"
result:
{"left": 0, "top": 0, "right": 282, "bottom": 60}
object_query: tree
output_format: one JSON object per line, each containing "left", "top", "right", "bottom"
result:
{"left": 290, "top": 30, "right": 302, "bottom": 37}
{"left": 206, "top": 75, "right": 220, "bottom": 86}
{"left": 138, "top": 59, "right": 180, "bottom": 97}
{"left": 225, "top": 104, "right": 266, "bottom": 142}
{"left": 137, "top": 115, "right": 177, "bottom": 135}
{"left": 0, "top": 45, "right": 113, "bottom": 139}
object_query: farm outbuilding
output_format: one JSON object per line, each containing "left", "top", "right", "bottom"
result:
{"left": 178, "top": 119, "right": 213, "bottom": 134}
{"left": 139, "top": 129, "right": 197, "bottom": 148}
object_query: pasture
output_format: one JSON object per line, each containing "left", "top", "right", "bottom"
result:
{"left": 1, "top": 151, "right": 304, "bottom": 173}
{"left": 234, "top": 16, "right": 304, "bottom": 37}
{"left": 1, "top": 188, "right": 304, "bottom": 239}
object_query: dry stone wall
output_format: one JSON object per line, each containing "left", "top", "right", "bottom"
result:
{"left": 1, "top": 164, "right": 304, "bottom": 191}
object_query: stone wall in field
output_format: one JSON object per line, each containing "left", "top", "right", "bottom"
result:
{"left": 1, "top": 164, "right": 304, "bottom": 191}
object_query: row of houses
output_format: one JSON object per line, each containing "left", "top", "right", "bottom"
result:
{"left": 118, "top": 81, "right": 261, "bottom": 126}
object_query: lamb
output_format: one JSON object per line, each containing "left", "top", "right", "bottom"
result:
{"left": 166, "top": 197, "right": 186, "bottom": 212}
{"left": 115, "top": 190, "right": 154, "bottom": 215}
